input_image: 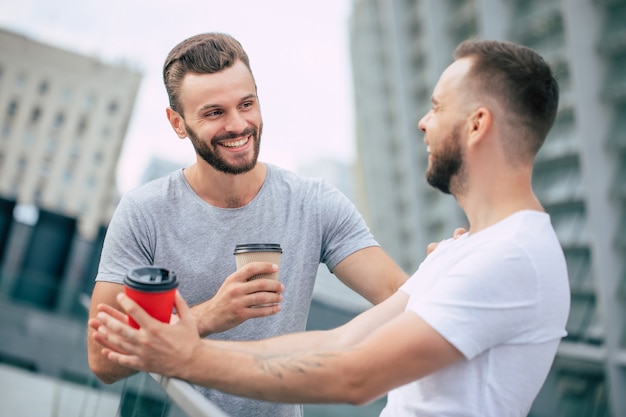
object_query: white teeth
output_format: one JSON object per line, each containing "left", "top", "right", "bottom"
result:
{"left": 222, "top": 137, "right": 249, "bottom": 148}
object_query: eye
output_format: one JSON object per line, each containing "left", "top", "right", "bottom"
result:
{"left": 205, "top": 109, "right": 223, "bottom": 118}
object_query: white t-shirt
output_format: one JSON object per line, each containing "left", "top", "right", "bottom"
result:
{"left": 381, "top": 211, "right": 570, "bottom": 417}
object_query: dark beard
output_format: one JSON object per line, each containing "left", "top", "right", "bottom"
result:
{"left": 425, "top": 126, "right": 463, "bottom": 195}
{"left": 186, "top": 123, "right": 262, "bottom": 175}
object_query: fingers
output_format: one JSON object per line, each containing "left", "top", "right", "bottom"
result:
{"left": 426, "top": 242, "right": 439, "bottom": 256}
{"left": 244, "top": 277, "right": 284, "bottom": 295}
{"left": 453, "top": 227, "right": 467, "bottom": 239}
{"left": 97, "top": 302, "right": 128, "bottom": 322}
{"left": 427, "top": 227, "right": 468, "bottom": 256}
{"left": 102, "top": 348, "right": 137, "bottom": 369}
{"left": 229, "top": 262, "right": 280, "bottom": 283}
{"left": 92, "top": 309, "right": 139, "bottom": 356}
{"left": 116, "top": 293, "right": 156, "bottom": 329}
{"left": 173, "top": 291, "right": 196, "bottom": 324}
{"left": 191, "top": 262, "right": 284, "bottom": 335}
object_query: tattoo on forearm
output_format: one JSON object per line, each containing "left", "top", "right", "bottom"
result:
{"left": 256, "top": 352, "right": 338, "bottom": 379}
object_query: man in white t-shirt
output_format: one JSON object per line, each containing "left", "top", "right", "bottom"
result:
{"left": 91, "top": 39, "right": 570, "bottom": 417}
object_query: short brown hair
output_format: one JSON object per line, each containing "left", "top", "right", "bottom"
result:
{"left": 454, "top": 39, "right": 559, "bottom": 159}
{"left": 163, "top": 33, "right": 255, "bottom": 115}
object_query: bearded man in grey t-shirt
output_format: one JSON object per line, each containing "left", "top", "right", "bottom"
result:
{"left": 87, "top": 32, "right": 407, "bottom": 417}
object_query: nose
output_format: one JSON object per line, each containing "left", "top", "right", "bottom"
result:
{"left": 418, "top": 111, "right": 430, "bottom": 133}
{"left": 225, "top": 110, "right": 248, "bottom": 133}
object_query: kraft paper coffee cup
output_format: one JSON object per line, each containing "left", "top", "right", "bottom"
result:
{"left": 124, "top": 266, "right": 178, "bottom": 329}
{"left": 233, "top": 243, "right": 282, "bottom": 281}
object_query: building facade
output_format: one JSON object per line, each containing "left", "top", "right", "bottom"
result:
{"left": 0, "top": 28, "right": 141, "bottom": 315}
{"left": 349, "top": 0, "right": 626, "bottom": 416}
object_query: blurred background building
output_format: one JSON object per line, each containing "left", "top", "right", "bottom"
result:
{"left": 0, "top": 28, "right": 145, "bottom": 413}
{"left": 349, "top": 0, "right": 625, "bottom": 416}
{"left": 1, "top": 0, "right": 625, "bottom": 415}
{"left": 0, "top": 28, "right": 141, "bottom": 316}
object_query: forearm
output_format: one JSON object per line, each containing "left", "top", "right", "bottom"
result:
{"left": 214, "top": 290, "right": 408, "bottom": 356}
{"left": 208, "top": 327, "right": 343, "bottom": 355}
{"left": 88, "top": 334, "right": 138, "bottom": 384}
{"left": 180, "top": 341, "right": 376, "bottom": 405}
{"left": 190, "top": 301, "right": 218, "bottom": 337}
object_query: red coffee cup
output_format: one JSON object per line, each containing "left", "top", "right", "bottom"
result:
{"left": 124, "top": 266, "right": 178, "bottom": 329}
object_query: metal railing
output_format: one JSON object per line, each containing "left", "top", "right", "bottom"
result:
{"left": 149, "top": 373, "right": 230, "bottom": 417}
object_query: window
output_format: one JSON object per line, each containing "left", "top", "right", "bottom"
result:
{"left": 83, "top": 93, "right": 96, "bottom": 111}
{"left": 30, "top": 107, "right": 41, "bottom": 124}
{"left": 23, "top": 129, "right": 34, "bottom": 145}
{"left": 7, "top": 99, "right": 18, "bottom": 118}
{"left": 86, "top": 175, "right": 97, "bottom": 189}
{"left": 38, "top": 80, "right": 49, "bottom": 95}
{"left": 60, "top": 86, "right": 73, "bottom": 103}
{"left": 46, "top": 136, "right": 57, "bottom": 153}
{"left": 108, "top": 100, "right": 118, "bottom": 115}
{"left": 54, "top": 112, "right": 65, "bottom": 128}
{"left": 101, "top": 126, "right": 111, "bottom": 140}
{"left": 63, "top": 170, "right": 73, "bottom": 184}
{"left": 76, "top": 115, "right": 88, "bottom": 136}
{"left": 15, "top": 72, "right": 26, "bottom": 90}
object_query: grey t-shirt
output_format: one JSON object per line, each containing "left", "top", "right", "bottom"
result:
{"left": 96, "top": 163, "right": 378, "bottom": 417}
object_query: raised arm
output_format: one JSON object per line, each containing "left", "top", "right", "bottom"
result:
{"left": 332, "top": 246, "right": 408, "bottom": 305}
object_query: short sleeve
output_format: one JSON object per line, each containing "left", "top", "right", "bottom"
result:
{"left": 407, "top": 241, "right": 540, "bottom": 359}
{"left": 317, "top": 181, "right": 378, "bottom": 270}
{"left": 96, "top": 195, "right": 155, "bottom": 284}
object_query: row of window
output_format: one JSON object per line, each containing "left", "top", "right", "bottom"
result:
{"left": 0, "top": 151, "right": 100, "bottom": 189}
{"left": 2, "top": 99, "right": 118, "bottom": 132}
{"left": 0, "top": 63, "right": 120, "bottom": 116}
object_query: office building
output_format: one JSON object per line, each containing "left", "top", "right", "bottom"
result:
{"left": 0, "top": 27, "right": 141, "bottom": 396}
{"left": 349, "top": 0, "right": 625, "bottom": 415}
{"left": 0, "top": 28, "right": 141, "bottom": 314}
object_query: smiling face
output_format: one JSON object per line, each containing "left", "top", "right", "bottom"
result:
{"left": 169, "top": 60, "right": 263, "bottom": 175}
{"left": 424, "top": 122, "right": 463, "bottom": 195}
{"left": 418, "top": 58, "right": 473, "bottom": 195}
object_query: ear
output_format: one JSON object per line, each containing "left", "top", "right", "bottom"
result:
{"left": 466, "top": 107, "right": 492, "bottom": 148}
{"left": 166, "top": 107, "right": 188, "bottom": 139}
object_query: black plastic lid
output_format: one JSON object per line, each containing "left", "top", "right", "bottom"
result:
{"left": 233, "top": 243, "right": 282, "bottom": 255}
{"left": 124, "top": 266, "right": 178, "bottom": 291}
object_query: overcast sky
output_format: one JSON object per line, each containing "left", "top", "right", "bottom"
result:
{"left": 0, "top": 0, "right": 356, "bottom": 193}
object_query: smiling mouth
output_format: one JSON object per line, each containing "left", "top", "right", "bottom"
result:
{"left": 220, "top": 135, "right": 251, "bottom": 148}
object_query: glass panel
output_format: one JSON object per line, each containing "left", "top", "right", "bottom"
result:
{"left": 565, "top": 248, "right": 593, "bottom": 294}
{"left": 535, "top": 169, "right": 585, "bottom": 206}
{"left": 566, "top": 293, "right": 596, "bottom": 342}
{"left": 0, "top": 361, "right": 120, "bottom": 417}
{"left": 602, "top": 54, "right": 626, "bottom": 101}
{"left": 610, "top": 154, "right": 626, "bottom": 198}
{"left": 605, "top": 104, "right": 626, "bottom": 148}
{"left": 551, "top": 208, "right": 589, "bottom": 247}
{"left": 555, "top": 368, "right": 609, "bottom": 417}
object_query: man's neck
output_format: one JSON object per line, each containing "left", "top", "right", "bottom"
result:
{"left": 457, "top": 174, "right": 543, "bottom": 234}
{"left": 183, "top": 162, "right": 267, "bottom": 208}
